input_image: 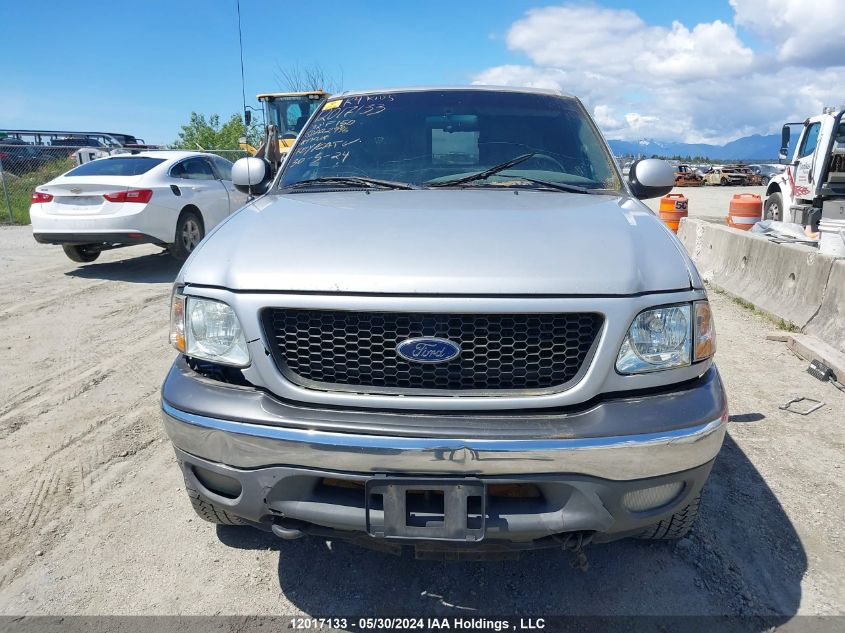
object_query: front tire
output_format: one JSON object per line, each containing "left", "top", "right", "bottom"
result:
{"left": 62, "top": 244, "right": 101, "bottom": 263}
{"left": 720, "top": 177, "right": 728, "bottom": 186}
{"left": 637, "top": 494, "right": 700, "bottom": 540}
{"left": 764, "top": 192, "right": 784, "bottom": 221}
{"left": 170, "top": 210, "right": 204, "bottom": 260}
{"left": 184, "top": 480, "right": 245, "bottom": 526}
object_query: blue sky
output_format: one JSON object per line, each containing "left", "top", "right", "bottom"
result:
{"left": 2, "top": 1, "right": 837, "bottom": 144}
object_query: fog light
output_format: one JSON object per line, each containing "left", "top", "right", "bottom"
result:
{"left": 623, "top": 482, "right": 684, "bottom": 512}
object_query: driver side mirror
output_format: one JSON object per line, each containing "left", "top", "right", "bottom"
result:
{"left": 779, "top": 125, "right": 790, "bottom": 163}
{"left": 627, "top": 159, "right": 675, "bottom": 200}
{"left": 232, "top": 157, "right": 273, "bottom": 196}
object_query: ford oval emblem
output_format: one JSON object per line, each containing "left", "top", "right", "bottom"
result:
{"left": 396, "top": 337, "right": 461, "bottom": 364}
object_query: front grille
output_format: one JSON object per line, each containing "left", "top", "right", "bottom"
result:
{"left": 261, "top": 309, "right": 603, "bottom": 394}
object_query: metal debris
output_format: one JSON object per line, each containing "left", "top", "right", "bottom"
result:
{"left": 779, "top": 396, "right": 824, "bottom": 415}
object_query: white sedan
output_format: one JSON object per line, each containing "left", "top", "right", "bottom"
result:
{"left": 30, "top": 151, "right": 248, "bottom": 263}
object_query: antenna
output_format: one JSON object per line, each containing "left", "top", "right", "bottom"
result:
{"left": 236, "top": 0, "right": 248, "bottom": 121}
{"left": 236, "top": 0, "right": 253, "bottom": 195}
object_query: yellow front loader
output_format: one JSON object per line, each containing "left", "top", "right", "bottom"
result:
{"left": 239, "top": 90, "right": 327, "bottom": 157}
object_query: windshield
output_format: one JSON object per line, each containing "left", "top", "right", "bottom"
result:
{"left": 279, "top": 90, "right": 622, "bottom": 191}
{"left": 266, "top": 96, "right": 324, "bottom": 136}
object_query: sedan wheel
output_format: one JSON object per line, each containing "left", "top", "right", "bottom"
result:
{"left": 171, "top": 211, "right": 205, "bottom": 260}
{"left": 182, "top": 218, "right": 202, "bottom": 251}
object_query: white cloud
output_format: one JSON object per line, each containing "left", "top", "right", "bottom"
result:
{"left": 504, "top": 6, "right": 753, "bottom": 81}
{"left": 472, "top": 65, "right": 569, "bottom": 91}
{"left": 472, "top": 2, "right": 845, "bottom": 143}
{"left": 624, "top": 113, "right": 660, "bottom": 131}
{"left": 592, "top": 104, "right": 619, "bottom": 128}
{"left": 731, "top": 0, "right": 845, "bottom": 66}
{"left": 506, "top": 5, "right": 648, "bottom": 75}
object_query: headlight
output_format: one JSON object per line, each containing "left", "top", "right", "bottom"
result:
{"left": 169, "top": 291, "right": 250, "bottom": 367}
{"left": 616, "top": 303, "right": 691, "bottom": 374}
{"left": 616, "top": 301, "right": 715, "bottom": 374}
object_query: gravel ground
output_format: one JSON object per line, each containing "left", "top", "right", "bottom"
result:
{"left": 0, "top": 225, "right": 842, "bottom": 622}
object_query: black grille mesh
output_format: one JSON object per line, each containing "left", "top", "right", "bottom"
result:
{"left": 261, "top": 309, "right": 603, "bottom": 392}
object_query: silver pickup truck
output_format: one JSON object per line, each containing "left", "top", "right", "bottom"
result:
{"left": 161, "top": 86, "right": 725, "bottom": 558}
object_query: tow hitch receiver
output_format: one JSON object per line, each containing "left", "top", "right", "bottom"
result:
{"left": 365, "top": 478, "right": 486, "bottom": 542}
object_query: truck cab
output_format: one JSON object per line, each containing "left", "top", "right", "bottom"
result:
{"left": 765, "top": 108, "right": 845, "bottom": 224}
{"left": 241, "top": 91, "right": 327, "bottom": 157}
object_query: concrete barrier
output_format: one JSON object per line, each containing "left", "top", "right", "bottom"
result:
{"left": 804, "top": 259, "right": 845, "bottom": 353}
{"left": 678, "top": 218, "right": 845, "bottom": 354}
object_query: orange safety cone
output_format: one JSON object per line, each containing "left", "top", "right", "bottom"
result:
{"left": 659, "top": 193, "right": 688, "bottom": 233}
{"left": 726, "top": 193, "right": 762, "bottom": 230}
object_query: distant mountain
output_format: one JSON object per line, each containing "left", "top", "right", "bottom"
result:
{"left": 608, "top": 134, "right": 779, "bottom": 161}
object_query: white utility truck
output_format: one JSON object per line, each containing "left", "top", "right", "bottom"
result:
{"left": 765, "top": 107, "right": 845, "bottom": 226}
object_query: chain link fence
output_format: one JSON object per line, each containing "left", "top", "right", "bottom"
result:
{"left": 0, "top": 145, "right": 249, "bottom": 225}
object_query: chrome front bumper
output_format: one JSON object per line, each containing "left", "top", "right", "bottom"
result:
{"left": 162, "top": 403, "right": 725, "bottom": 479}
{"left": 160, "top": 362, "right": 728, "bottom": 480}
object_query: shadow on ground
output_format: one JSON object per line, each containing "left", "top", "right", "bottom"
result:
{"left": 728, "top": 413, "right": 766, "bottom": 423}
{"left": 216, "top": 433, "right": 805, "bottom": 623}
{"left": 65, "top": 250, "right": 181, "bottom": 284}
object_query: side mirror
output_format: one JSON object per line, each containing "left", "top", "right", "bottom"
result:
{"left": 627, "top": 158, "right": 675, "bottom": 200}
{"left": 779, "top": 125, "right": 790, "bottom": 163}
{"left": 232, "top": 157, "right": 273, "bottom": 196}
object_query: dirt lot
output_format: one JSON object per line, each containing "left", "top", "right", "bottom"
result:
{"left": 0, "top": 225, "right": 843, "bottom": 621}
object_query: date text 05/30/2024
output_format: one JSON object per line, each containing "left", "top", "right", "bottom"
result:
{"left": 288, "top": 617, "right": 546, "bottom": 631}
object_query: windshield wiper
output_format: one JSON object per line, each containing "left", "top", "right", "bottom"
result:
{"left": 501, "top": 176, "right": 593, "bottom": 194}
{"left": 428, "top": 152, "right": 537, "bottom": 187}
{"left": 282, "top": 176, "right": 417, "bottom": 191}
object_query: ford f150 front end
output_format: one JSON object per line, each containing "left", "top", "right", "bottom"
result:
{"left": 160, "top": 87, "right": 726, "bottom": 556}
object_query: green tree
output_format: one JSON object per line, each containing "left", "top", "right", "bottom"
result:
{"left": 173, "top": 113, "right": 252, "bottom": 150}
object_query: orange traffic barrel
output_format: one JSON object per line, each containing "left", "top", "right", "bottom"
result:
{"left": 726, "top": 193, "right": 762, "bottom": 230}
{"left": 659, "top": 193, "right": 688, "bottom": 233}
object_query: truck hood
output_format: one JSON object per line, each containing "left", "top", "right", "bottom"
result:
{"left": 183, "top": 190, "right": 693, "bottom": 295}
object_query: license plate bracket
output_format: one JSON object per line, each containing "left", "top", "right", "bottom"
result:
{"left": 365, "top": 478, "right": 486, "bottom": 542}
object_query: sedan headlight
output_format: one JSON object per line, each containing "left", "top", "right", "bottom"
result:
{"left": 616, "top": 300, "right": 715, "bottom": 374}
{"left": 170, "top": 291, "right": 250, "bottom": 367}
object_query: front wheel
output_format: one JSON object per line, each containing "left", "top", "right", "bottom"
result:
{"left": 170, "top": 210, "right": 204, "bottom": 260}
{"left": 637, "top": 494, "right": 700, "bottom": 540}
{"left": 62, "top": 244, "right": 101, "bottom": 263}
{"left": 720, "top": 177, "right": 728, "bottom": 186}
{"left": 764, "top": 192, "right": 784, "bottom": 221}
{"left": 184, "top": 480, "right": 245, "bottom": 526}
